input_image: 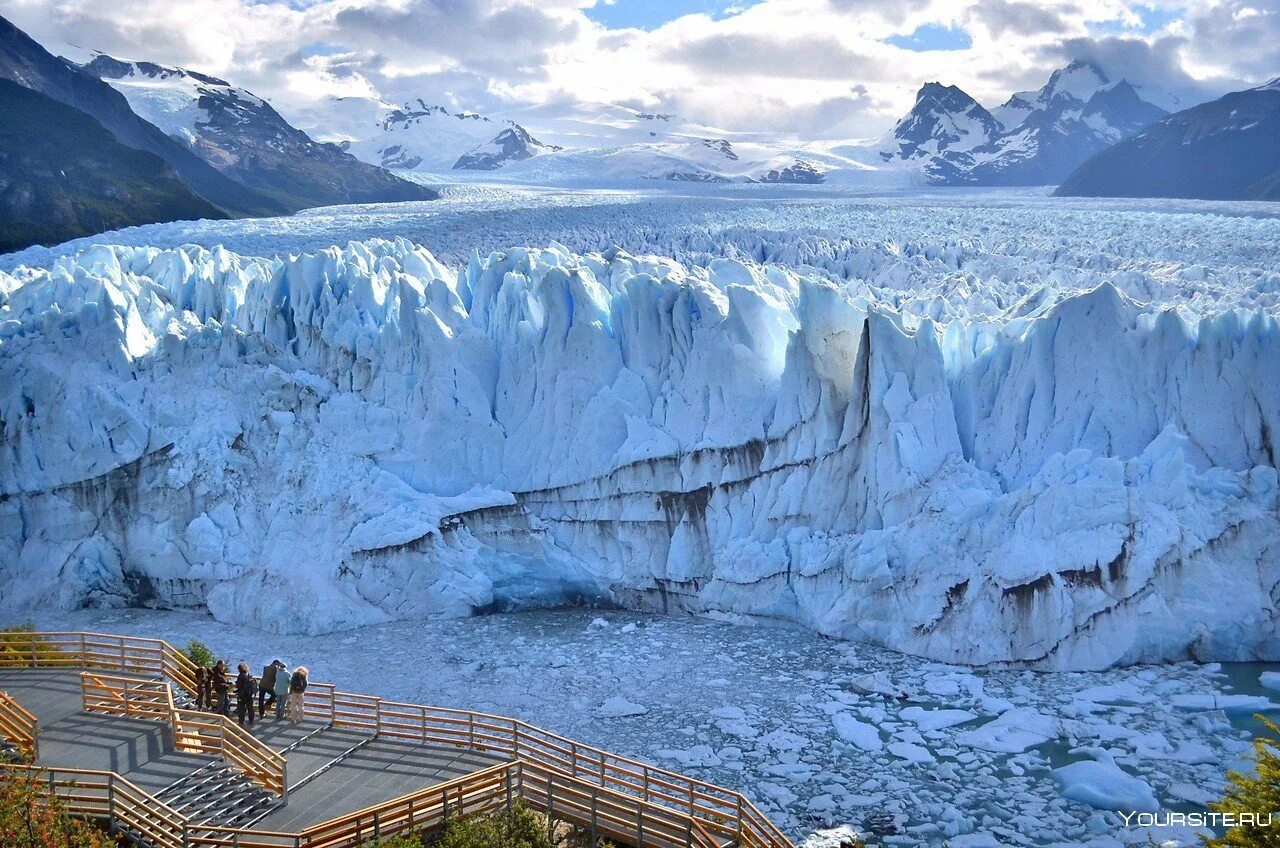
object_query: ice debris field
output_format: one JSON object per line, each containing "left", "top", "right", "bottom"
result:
{"left": 23, "top": 606, "right": 1280, "bottom": 848}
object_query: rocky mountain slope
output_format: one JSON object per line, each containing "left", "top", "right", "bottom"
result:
{"left": 0, "top": 79, "right": 223, "bottom": 252}
{"left": 0, "top": 15, "right": 283, "bottom": 218}
{"left": 1057, "top": 79, "right": 1280, "bottom": 200}
{"left": 73, "top": 53, "right": 436, "bottom": 208}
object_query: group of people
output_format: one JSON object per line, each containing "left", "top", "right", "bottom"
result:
{"left": 195, "top": 659, "right": 310, "bottom": 728}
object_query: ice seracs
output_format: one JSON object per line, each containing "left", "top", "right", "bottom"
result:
{"left": 0, "top": 237, "right": 1276, "bottom": 670}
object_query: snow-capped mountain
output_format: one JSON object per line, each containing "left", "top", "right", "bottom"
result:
{"left": 67, "top": 50, "right": 435, "bottom": 208}
{"left": 345, "top": 98, "right": 842, "bottom": 183}
{"left": 879, "top": 82, "right": 1002, "bottom": 165}
{"left": 1058, "top": 78, "right": 1280, "bottom": 200}
{"left": 453, "top": 125, "right": 559, "bottom": 170}
{"left": 880, "top": 60, "right": 1172, "bottom": 186}
{"left": 346, "top": 100, "right": 505, "bottom": 172}
{"left": 0, "top": 15, "right": 282, "bottom": 218}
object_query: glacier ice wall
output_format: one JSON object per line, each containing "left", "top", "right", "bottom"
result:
{"left": 1, "top": 238, "right": 1276, "bottom": 669}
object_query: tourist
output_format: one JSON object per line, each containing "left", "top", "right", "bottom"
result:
{"left": 234, "top": 663, "right": 257, "bottom": 727}
{"left": 273, "top": 661, "right": 291, "bottom": 719}
{"left": 212, "top": 660, "right": 230, "bottom": 716}
{"left": 194, "top": 664, "right": 208, "bottom": 711}
{"left": 288, "top": 666, "right": 308, "bottom": 725}
{"left": 258, "top": 659, "right": 283, "bottom": 718}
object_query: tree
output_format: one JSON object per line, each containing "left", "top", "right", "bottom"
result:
{"left": 183, "top": 640, "right": 215, "bottom": 669}
{"left": 0, "top": 768, "right": 112, "bottom": 848}
{"left": 1206, "top": 715, "right": 1280, "bottom": 848}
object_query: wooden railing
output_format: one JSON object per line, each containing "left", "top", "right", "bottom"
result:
{"left": 0, "top": 689, "right": 38, "bottom": 760}
{"left": 0, "top": 764, "right": 189, "bottom": 848}
{"left": 310, "top": 692, "right": 783, "bottom": 847}
{"left": 0, "top": 630, "right": 199, "bottom": 697}
{"left": 0, "top": 630, "right": 794, "bottom": 847}
{"left": 74, "top": 670, "right": 287, "bottom": 797}
{"left": 80, "top": 671, "right": 174, "bottom": 720}
{"left": 172, "top": 708, "right": 288, "bottom": 797}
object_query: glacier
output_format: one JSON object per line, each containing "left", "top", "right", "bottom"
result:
{"left": 1, "top": 232, "right": 1277, "bottom": 670}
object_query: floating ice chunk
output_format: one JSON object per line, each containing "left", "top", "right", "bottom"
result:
{"left": 1260, "top": 672, "right": 1280, "bottom": 693}
{"left": 888, "top": 740, "right": 936, "bottom": 764}
{"left": 955, "top": 708, "right": 1058, "bottom": 753}
{"left": 1053, "top": 757, "right": 1158, "bottom": 812}
{"left": 1170, "top": 694, "right": 1278, "bottom": 715}
{"left": 832, "top": 713, "right": 884, "bottom": 752}
{"left": 901, "top": 706, "right": 977, "bottom": 731}
{"left": 800, "top": 826, "right": 867, "bottom": 848}
{"left": 594, "top": 696, "right": 648, "bottom": 718}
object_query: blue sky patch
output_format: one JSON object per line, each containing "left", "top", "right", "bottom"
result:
{"left": 885, "top": 23, "right": 974, "bottom": 52}
{"left": 585, "top": 0, "right": 758, "bottom": 31}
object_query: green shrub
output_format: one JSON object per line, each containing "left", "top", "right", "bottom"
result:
{"left": 0, "top": 624, "right": 61, "bottom": 667}
{"left": 437, "top": 802, "right": 552, "bottom": 848}
{"left": 1205, "top": 715, "right": 1280, "bottom": 848}
{"left": 183, "top": 640, "right": 216, "bottom": 669}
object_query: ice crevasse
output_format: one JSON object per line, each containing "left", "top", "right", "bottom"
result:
{"left": 0, "top": 238, "right": 1276, "bottom": 670}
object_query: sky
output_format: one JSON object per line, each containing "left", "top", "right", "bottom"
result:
{"left": 1, "top": 0, "right": 1276, "bottom": 139}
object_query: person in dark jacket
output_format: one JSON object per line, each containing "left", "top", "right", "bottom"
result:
{"left": 234, "top": 663, "right": 257, "bottom": 727}
{"left": 195, "top": 665, "right": 209, "bottom": 711}
{"left": 258, "top": 660, "right": 283, "bottom": 718}
{"left": 211, "top": 660, "right": 230, "bottom": 716}
{"left": 288, "top": 666, "right": 309, "bottom": 725}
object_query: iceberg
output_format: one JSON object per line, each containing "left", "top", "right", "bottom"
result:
{"left": 1, "top": 238, "right": 1277, "bottom": 670}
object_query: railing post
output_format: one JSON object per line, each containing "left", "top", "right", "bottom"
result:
{"left": 546, "top": 774, "right": 555, "bottom": 845}
{"left": 468, "top": 713, "right": 475, "bottom": 749}
{"left": 590, "top": 788, "right": 598, "bottom": 848}
{"left": 637, "top": 805, "right": 644, "bottom": 848}
{"left": 118, "top": 636, "right": 126, "bottom": 671}
{"left": 106, "top": 773, "right": 116, "bottom": 835}
{"left": 736, "top": 793, "right": 744, "bottom": 845}
{"left": 373, "top": 810, "right": 381, "bottom": 840}
{"left": 512, "top": 719, "right": 519, "bottom": 759}
{"left": 79, "top": 633, "right": 87, "bottom": 666}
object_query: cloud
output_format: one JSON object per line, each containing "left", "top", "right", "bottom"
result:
{"left": 3, "top": 0, "right": 1274, "bottom": 140}
{"left": 1180, "top": 0, "right": 1280, "bottom": 82}
{"left": 659, "top": 31, "right": 885, "bottom": 80}
{"left": 968, "top": 0, "right": 1074, "bottom": 37}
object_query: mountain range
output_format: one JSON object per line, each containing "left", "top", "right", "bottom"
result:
{"left": 74, "top": 53, "right": 437, "bottom": 209}
{"left": 878, "top": 60, "right": 1174, "bottom": 186}
{"left": 1057, "top": 78, "right": 1280, "bottom": 201}
{"left": 0, "top": 14, "right": 433, "bottom": 252}
{"left": 0, "top": 8, "right": 1276, "bottom": 254}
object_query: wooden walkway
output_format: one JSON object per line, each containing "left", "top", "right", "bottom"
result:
{"left": 0, "top": 667, "right": 504, "bottom": 832}
{"left": 0, "top": 630, "right": 793, "bottom": 848}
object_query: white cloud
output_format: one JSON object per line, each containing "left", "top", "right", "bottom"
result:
{"left": 4, "top": 0, "right": 1276, "bottom": 138}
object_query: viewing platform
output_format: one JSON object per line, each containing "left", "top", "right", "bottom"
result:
{"left": 0, "top": 631, "right": 793, "bottom": 848}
